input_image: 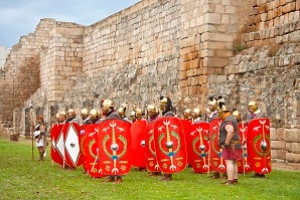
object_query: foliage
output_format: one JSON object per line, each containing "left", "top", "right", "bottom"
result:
{"left": 0, "top": 139, "right": 299, "bottom": 200}
{"left": 233, "top": 44, "right": 248, "bottom": 54}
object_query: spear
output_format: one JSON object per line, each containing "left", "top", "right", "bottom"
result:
{"left": 29, "top": 100, "right": 34, "bottom": 160}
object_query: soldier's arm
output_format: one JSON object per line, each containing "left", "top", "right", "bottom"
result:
{"left": 224, "top": 124, "right": 234, "bottom": 145}
{"left": 38, "top": 124, "right": 45, "bottom": 140}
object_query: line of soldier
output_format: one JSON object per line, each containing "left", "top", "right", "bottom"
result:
{"left": 48, "top": 95, "right": 269, "bottom": 185}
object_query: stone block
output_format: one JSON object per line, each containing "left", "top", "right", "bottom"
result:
{"left": 271, "top": 141, "right": 286, "bottom": 150}
{"left": 200, "top": 49, "right": 215, "bottom": 57}
{"left": 179, "top": 71, "right": 187, "bottom": 80}
{"left": 188, "top": 86, "right": 199, "bottom": 95}
{"left": 203, "top": 57, "right": 229, "bottom": 68}
{"left": 179, "top": 80, "right": 187, "bottom": 88}
{"left": 286, "top": 152, "right": 300, "bottom": 163}
{"left": 291, "top": 143, "right": 300, "bottom": 153}
{"left": 286, "top": 129, "right": 300, "bottom": 142}
{"left": 297, "top": 0, "right": 300, "bottom": 10}
{"left": 189, "top": 76, "right": 199, "bottom": 85}
{"left": 282, "top": 2, "right": 296, "bottom": 13}
{"left": 190, "top": 58, "right": 200, "bottom": 69}
{"left": 225, "top": 6, "right": 236, "bottom": 14}
{"left": 201, "top": 32, "right": 234, "bottom": 42}
{"left": 270, "top": 128, "right": 277, "bottom": 140}
{"left": 277, "top": 128, "right": 285, "bottom": 140}
{"left": 203, "top": 13, "right": 221, "bottom": 24}
{"left": 179, "top": 62, "right": 190, "bottom": 71}
{"left": 250, "top": 7, "right": 259, "bottom": 16}
{"left": 279, "top": 0, "right": 287, "bottom": 6}
{"left": 215, "top": 49, "right": 233, "bottom": 57}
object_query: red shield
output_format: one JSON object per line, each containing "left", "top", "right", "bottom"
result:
{"left": 145, "top": 121, "right": 160, "bottom": 172}
{"left": 130, "top": 119, "right": 147, "bottom": 168}
{"left": 187, "top": 122, "right": 210, "bottom": 173}
{"left": 63, "top": 123, "right": 83, "bottom": 167}
{"left": 84, "top": 125, "right": 104, "bottom": 178}
{"left": 208, "top": 118, "right": 226, "bottom": 173}
{"left": 247, "top": 118, "right": 271, "bottom": 174}
{"left": 181, "top": 119, "right": 192, "bottom": 165}
{"left": 98, "top": 119, "right": 132, "bottom": 176}
{"left": 79, "top": 124, "right": 88, "bottom": 171}
{"left": 154, "top": 117, "right": 187, "bottom": 174}
{"left": 50, "top": 124, "right": 64, "bottom": 166}
{"left": 237, "top": 122, "right": 253, "bottom": 174}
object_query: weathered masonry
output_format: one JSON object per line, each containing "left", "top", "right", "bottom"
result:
{"left": 0, "top": 0, "right": 299, "bottom": 165}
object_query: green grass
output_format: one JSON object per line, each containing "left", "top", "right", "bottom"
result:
{"left": 0, "top": 138, "right": 299, "bottom": 200}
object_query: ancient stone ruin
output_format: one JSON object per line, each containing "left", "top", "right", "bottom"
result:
{"left": 0, "top": 0, "right": 299, "bottom": 165}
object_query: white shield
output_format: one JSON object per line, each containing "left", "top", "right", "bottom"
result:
{"left": 65, "top": 124, "right": 80, "bottom": 166}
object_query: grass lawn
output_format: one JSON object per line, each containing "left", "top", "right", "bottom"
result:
{"left": 0, "top": 138, "right": 299, "bottom": 200}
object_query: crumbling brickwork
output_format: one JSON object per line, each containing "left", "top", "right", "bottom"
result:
{"left": 0, "top": 0, "right": 299, "bottom": 165}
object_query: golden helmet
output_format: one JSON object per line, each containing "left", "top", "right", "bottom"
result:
{"left": 232, "top": 110, "right": 242, "bottom": 122}
{"left": 59, "top": 111, "right": 66, "bottom": 117}
{"left": 192, "top": 108, "right": 201, "bottom": 117}
{"left": 205, "top": 108, "right": 211, "bottom": 114}
{"left": 184, "top": 108, "right": 191, "bottom": 115}
{"left": 55, "top": 112, "right": 60, "bottom": 119}
{"left": 102, "top": 99, "right": 114, "bottom": 112}
{"left": 118, "top": 107, "right": 125, "bottom": 116}
{"left": 90, "top": 109, "right": 98, "bottom": 118}
{"left": 208, "top": 96, "right": 218, "bottom": 111}
{"left": 208, "top": 96, "right": 217, "bottom": 106}
{"left": 248, "top": 101, "right": 258, "bottom": 112}
{"left": 91, "top": 109, "right": 98, "bottom": 121}
{"left": 130, "top": 111, "right": 136, "bottom": 117}
{"left": 135, "top": 108, "right": 143, "bottom": 119}
{"left": 218, "top": 103, "right": 231, "bottom": 112}
{"left": 68, "top": 108, "right": 75, "bottom": 115}
{"left": 81, "top": 108, "right": 89, "bottom": 116}
{"left": 160, "top": 97, "right": 168, "bottom": 106}
{"left": 147, "top": 104, "right": 156, "bottom": 113}
{"left": 160, "top": 96, "right": 172, "bottom": 111}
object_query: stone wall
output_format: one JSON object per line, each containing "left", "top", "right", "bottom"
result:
{"left": 206, "top": 0, "right": 300, "bottom": 164}
{"left": 81, "top": 0, "right": 181, "bottom": 111}
{"left": 0, "top": 0, "right": 299, "bottom": 165}
{"left": 0, "top": 46, "right": 10, "bottom": 69}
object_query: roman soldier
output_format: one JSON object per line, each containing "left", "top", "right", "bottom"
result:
{"left": 130, "top": 111, "right": 137, "bottom": 123}
{"left": 118, "top": 103, "right": 131, "bottom": 123}
{"left": 145, "top": 104, "right": 161, "bottom": 176}
{"left": 204, "top": 108, "right": 211, "bottom": 122}
{"left": 158, "top": 96, "right": 175, "bottom": 181}
{"left": 80, "top": 108, "right": 92, "bottom": 174}
{"left": 64, "top": 109, "right": 81, "bottom": 170}
{"left": 147, "top": 104, "right": 159, "bottom": 122}
{"left": 243, "top": 101, "right": 265, "bottom": 121}
{"left": 243, "top": 101, "right": 267, "bottom": 178}
{"left": 90, "top": 109, "right": 101, "bottom": 124}
{"left": 207, "top": 96, "right": 219, "bottom": 122}
{"left": 58, "top": 111, "right": 67, "bottom": 124}
{"left": 218, "top": 102, "right": 242, "bottom": 185}
{"left": 101, "top": 99, "right": 124, "bottom": 184}
{"left": 183, "top": 108, "right": 192, "bottom": 121}
{"left": 81, "top": 108, "right": 92, "bottom": 125}
{"left": 33, "top": 115, "right": 46, "bottom": 161}
{"left": 208, "top": 96, "right": 226, "bottom": 179}
{"left": 135, "top": 108, "right": 144, "bottom": 120}
{"left": 191, "top": 108, "right": 203, "bottom": 124}
{"left": 66, "top": 109, "right": 79, "bottom": 124}
{"left": 232, "top": 109, "right": 242, "bottom": 123}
